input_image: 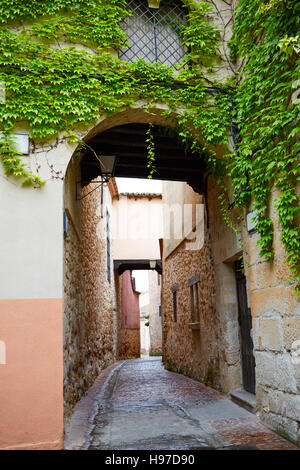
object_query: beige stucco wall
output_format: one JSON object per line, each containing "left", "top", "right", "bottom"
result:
{"left": 242, "top": 188, "right": 300, "bottom": 443}
{"left": 163, "top": 181, "right": 204, "bottom": 258}
{"left": 113, "top": 194, "right": 163, "bottom": 261}
{"left": 140, "top": 317, "right": 151, "bottom": 354}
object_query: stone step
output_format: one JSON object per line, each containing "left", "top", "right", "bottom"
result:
{"left": 230, "top": 388, "right": 257, "bottom": 414}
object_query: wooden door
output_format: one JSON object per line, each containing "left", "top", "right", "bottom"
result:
{"left": 235, "top": 261, "right": 256, "bottom": 394}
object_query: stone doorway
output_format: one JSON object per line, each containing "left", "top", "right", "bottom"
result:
{"left": 235, "top": 260, "right": 256, "bottom": 395}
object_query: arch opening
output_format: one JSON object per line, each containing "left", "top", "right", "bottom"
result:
{"left": 80, "top": 122, "right": 207, "bottom": 193}
{"left": 119, "top": 0, "right": 188, "bottom": 67}
{"left": 63, "top": 109, "right": 245, "bottom": 427}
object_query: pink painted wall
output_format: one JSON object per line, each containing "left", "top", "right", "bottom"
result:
{"left": 0, "top": 299, "right": 63, "bottom": 450}
{"left": 121, "top": 271, "right": 140, "bottom": 329}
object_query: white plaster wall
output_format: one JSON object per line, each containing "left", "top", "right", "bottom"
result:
{"left": 162, "top": 181, "right": 204, "bottom": 259}
{"left": 0, "top": 141, "right": 75, "bottom": 299}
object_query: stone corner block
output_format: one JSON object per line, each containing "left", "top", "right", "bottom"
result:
{"left": 253, "top": 317, "right": 283, "bottom": 352}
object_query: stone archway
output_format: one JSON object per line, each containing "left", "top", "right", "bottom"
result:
{"left": 62, "top": 104, "right": 244, "bottom": 426}
{"left": 63, "top": 104, "right": 210, "bottom": 419}
{"left": 0, "top": 103, "right": 241, "bottom": 450}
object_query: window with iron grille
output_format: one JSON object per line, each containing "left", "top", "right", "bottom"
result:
{"left": 119, "top": 0, "right": 188, "bottom": 67}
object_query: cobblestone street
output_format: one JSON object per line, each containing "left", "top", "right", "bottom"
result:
{"left": 64, "top": 358, "right": 298, "bottom": 450}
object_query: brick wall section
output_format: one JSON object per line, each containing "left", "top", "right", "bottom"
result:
{"left": 162, "top": 233, "right": 220, "bottom": 387}
{"left": 115, "top": 272, "right": 140, "bottom": 360}
{"left": 64, "top": 182, "right": 116, "bottom": 420}
{"left": 117, "top": 329, "right": 140, "bottom": 359}
{"left": 64, "top": 211, "right": 85, "bottom": 418}
{"left": 148, "top": 270, "right": 162, "bottom": 353}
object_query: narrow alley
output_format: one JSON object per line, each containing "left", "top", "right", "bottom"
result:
{"left": 65, "top": 358, "right": 297, "bottom": 451}
{"left": 0, "top": 0, "right": 299, "bottom": 453}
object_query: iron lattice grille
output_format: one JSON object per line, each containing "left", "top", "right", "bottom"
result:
{"left": 119, "top": 0, "right": 188, "bottom": 67}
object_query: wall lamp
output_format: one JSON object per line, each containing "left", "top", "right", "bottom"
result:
{"left": 149, "top": 259, "right": 156, "bottom": 269}
{"left": 97, "top": 154, "right": 117, "bottom": 183}
{"left": 76, "top": 147, "right": 117, "bottom": 200}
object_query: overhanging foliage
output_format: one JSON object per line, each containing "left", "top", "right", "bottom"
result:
{"left": 0, "top": 0, "right": 298, "bottom": 290}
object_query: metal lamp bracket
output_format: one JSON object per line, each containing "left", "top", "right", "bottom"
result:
{"left": 76, "top": 178, "right": 109, "bottom": 201}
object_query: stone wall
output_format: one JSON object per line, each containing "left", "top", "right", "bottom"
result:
{"left": 162, "top": 180, "right": 236, "bottom": 388}
{"left": 243, "top": 188, "right": 300, "bottom": 444}
{"left": 63, "top": 166, "right": 117, "bottom": 419}
{"left": 162, "top": 232, "right": 219, "bottom": 387}
{"left": 207, "top": 177, "right": 300, "bottom": 444}
{"left": 113, "top": 193, "right": 163, "bottom": 261}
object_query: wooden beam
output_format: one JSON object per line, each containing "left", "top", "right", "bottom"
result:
{"left": 84, "top": 148, "right": 193, "bottom": 160}
{"left": 81, "top": 123, "right": 205, "bottom": 189}
{"left": 89, "top": 136, "right": 185, "bottom": 151}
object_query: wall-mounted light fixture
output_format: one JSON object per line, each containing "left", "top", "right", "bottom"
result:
{"left": 148, "top": 0, "right": 160, "bottom": 8}
{"left": 149, "top": 259, "right": 156, "bottom": 269}
{"left": 0, "top": 133, "right": 30, "bottom": 155}
{"left": 76, "top": 146, "right": 117, "bottom": 200}
{"left": 97, "top": 154, "right": 117, "bottom": 183}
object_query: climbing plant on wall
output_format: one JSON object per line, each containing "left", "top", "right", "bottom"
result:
{"left": 230, "top": 0, "right": 300, "bottom": 291}
{"left": 0, "top": 0, "right": 298, "bottom": 291}
{"left": 0, "top": 0, "right": 230, "bottom": 185}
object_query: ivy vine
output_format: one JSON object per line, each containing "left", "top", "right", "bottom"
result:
{"left": 0, "top": 0, "right": 298, "bottom": 291}
{"left": 230, "top": 0, "right": 300, "bottom": 291}
{"left": 146, "top": 123, "right": 157, "bottom": 179}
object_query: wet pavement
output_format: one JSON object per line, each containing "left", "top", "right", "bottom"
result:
{"left": 64, "top": 357, "right": 298, "bottom": 450}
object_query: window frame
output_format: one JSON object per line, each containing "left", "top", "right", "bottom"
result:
{"left": 188, "top": 274, "right": 201, "bottom": 329}
{"left": 171, "top": 283, "right": 179, "bottom": 322}
{"left": 119, "top": 0, "right": 188, "bottom": 68}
